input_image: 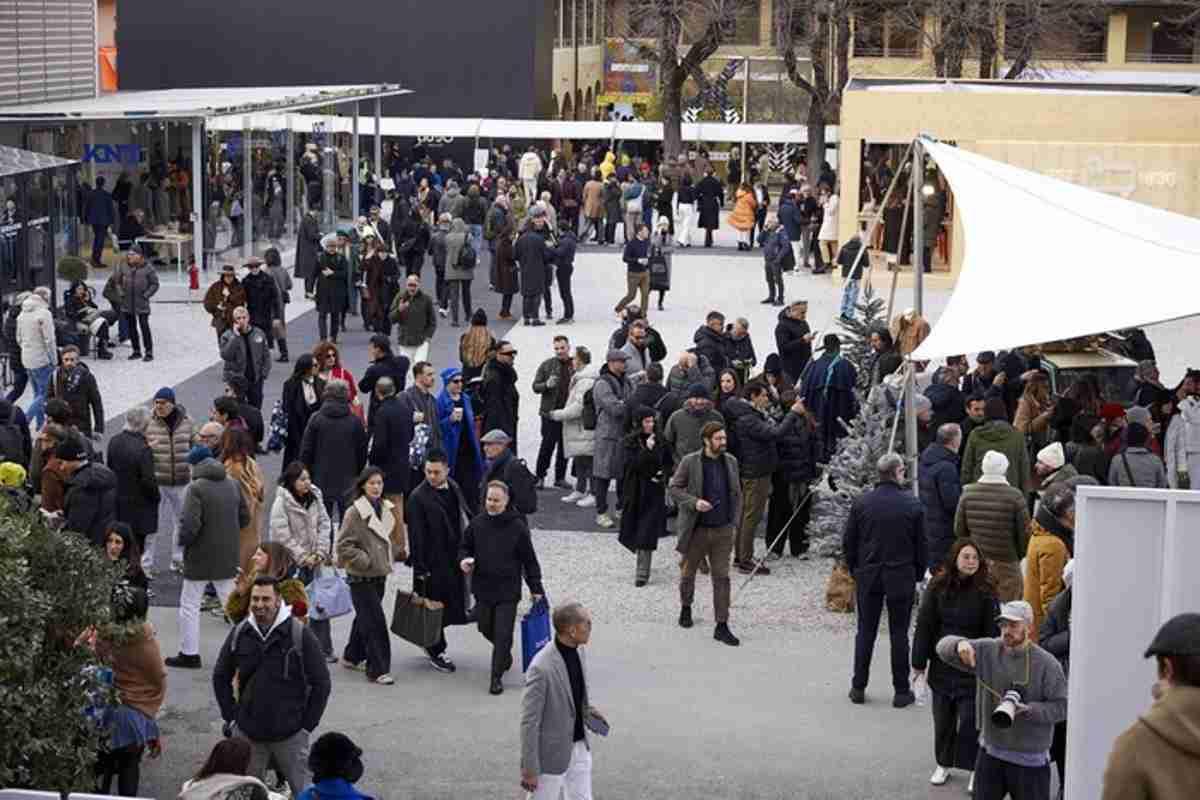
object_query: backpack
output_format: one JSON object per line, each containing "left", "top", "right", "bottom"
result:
{"left": 581, "top": 387, "right": 599, "bottom": 431}
{"left": 504, "top": 458, "right": 539, "bottom": 516}
{"left": 625, "top": 183, "right": 644, "bottom": 214}
{"left": 0, "top": 423, "right": 24, "bottom": 464}
{"left": 457, "top": 239, "right": 477, "bottom": 270}
{"left": 229, "top": 616, "right": 307, "bottom": 690}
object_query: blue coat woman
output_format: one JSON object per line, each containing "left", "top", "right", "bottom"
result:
{"left": 436, "top": 366, "right": 483, "bottom": 515}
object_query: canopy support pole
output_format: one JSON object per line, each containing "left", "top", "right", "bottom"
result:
{"left": 740, "top": 56, "right": 749, "bottom": 182}
{"left": 191, "top": 120, "right": 203, "bottom": 274}
{"left": 905, "top": 137, "right": 926, "bottom": 494}
{"left": 352, "top": 103, "right": 360, "bottom": 223}
{"left": 373, "top": 98, "right": 382, "bottom": 206}
{"left": 242, "top": 117, "right": 252, "bottom": 259}
{"left": 286, "top": 117, "right": 295, "bottom": 239}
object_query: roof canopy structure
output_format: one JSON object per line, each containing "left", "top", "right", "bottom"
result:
{"left": 911, "top": 138, "right": 1200, "bottom": 361}
{"left": 204, "top": 115, "right": 836, "bottom": 145}
{"left": 0, "top": 85, "right": 410, "bottom": 123}
{"left": 0, "top": 144, "right": 77, "bottom": 178}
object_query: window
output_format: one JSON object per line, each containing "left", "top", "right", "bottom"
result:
{"left": 1150, "top": 18, "right": 1197, "bottom": 63}
{"left": 771, "top": 5, "right": 810, "bottom": 47}
{"left": 853, "top": 12, "right": 885, "bottom": 57}
{"left": 721, "top": 5, "right": 761, "bottom": 46}
{"left": 887, "top": 14, "right": 921, "bottom": 58}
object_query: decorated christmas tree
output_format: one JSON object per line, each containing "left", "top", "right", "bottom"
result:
{"left": 807, "top": 285, "right": 897, "bottom": 558}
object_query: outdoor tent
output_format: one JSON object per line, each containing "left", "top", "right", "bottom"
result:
{"left": 911, "top": 138, "right": 1200, "bottom": 361}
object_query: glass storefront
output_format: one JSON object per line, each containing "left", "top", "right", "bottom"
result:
{"left": 0, "top": 146, "right": 80, "bottom": 304}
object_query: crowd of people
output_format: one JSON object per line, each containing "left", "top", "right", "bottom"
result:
{"left": 3, "top": 136, "right": 1197, "bottom": 800}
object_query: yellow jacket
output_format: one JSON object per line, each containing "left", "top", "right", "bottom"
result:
{"left": 599, "top": 153, "right": 616, "bottom": 181}
{"left": 1023, "top": 519, "right": 1068, "bottom": 642}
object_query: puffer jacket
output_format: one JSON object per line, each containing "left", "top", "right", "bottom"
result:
{"left": 953, "top": 480, "right": 1030, "bottom": 564}
{"left": 445, "top": 218, "right": 473, "bottom": 281}
{"left": 731, "top": 400, "right": 803, "bottom": 479}
{"left": 177, "top": 458, "right": 249, "bottom": 581}
{"left": 550, "top": 365, "right": 598, "bottom": 459}
{"left": 15, "top": 294, "right": 57, "bottom": 370}
{"left": 269, "top": 484, "right": 332, "bottom": 564}
{"left": 336, "top": 495, "right": 406, "bottom": 578}
{"left": 1023, "top": 509, "right": 1072, "bottom": 643}
{"left": 63, "top": 461, "right": 119, "bottom": 546}
{"left": 692, "top": 324, "right": 729, "bottom": 373}
{"left": 918, "top": 443, "right": 962, "bottom": 570}
{"left": 145, "top": 406, "right": 195, "bottom": 487}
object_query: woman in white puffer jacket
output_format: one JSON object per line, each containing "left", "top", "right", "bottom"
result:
{"left": 549, "top": 345, "right": 598, "bottom": 507}
{"left": 1165, "top": 390, "right": 1200, "bottom": 489}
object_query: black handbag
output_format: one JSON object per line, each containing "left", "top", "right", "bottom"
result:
{"left": 390, "top": 588, "right": 444, "bottom": 648}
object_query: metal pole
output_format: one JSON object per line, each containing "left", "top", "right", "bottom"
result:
{"left": 352, "top": 103, "right": 360, "bottom": 223}
{"left": 191, "top": 120, "right": 203, "bottom": 273}
{"left": 572, "top": 0, "right": 580, "bottom": 121}
{"left": 904, "top": 362, "right": 918, "bottom": 494}
{"left": 741, "top": 56, "right": 749, "bottom": 182}
{"left": 242, "top": 117, "right": 252, "bottom": 258}
{"left": 286, "top": 117, "right": 295, "bottom": 239}
{"left": 373, "top": 98, "right": 382, "bottom": 205}
{"left": 913, "top": 139, "right": 925, "bottom": 317}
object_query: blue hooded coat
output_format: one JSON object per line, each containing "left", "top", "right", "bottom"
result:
{"left": 436, "top": 366, "right": 483, "bottom": 483}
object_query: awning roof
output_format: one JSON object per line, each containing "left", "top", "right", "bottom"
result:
{"left": 205, "top": 115, "right": 835, "bottom": 144}
{"left": 0, "top": 85, "right": 410, "bottom": 123}
{"left": 911, "top": 139, "right": 1200, "bottom": 361}
{"left": 0, "top": 144, "right": 78, "bottom": 178}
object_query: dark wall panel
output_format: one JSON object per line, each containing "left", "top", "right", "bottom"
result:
{"left": 117, "top": 0, "right": 554, "bottom": 119}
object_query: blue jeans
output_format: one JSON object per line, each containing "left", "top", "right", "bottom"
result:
{"left": 468, "top": 224, "right": 483, "bottom": 257}
{"left": 28, "top": 364, "right": 54, "bottom": 428}
{"left": 840, "top": 278, "right": 860, "bottom": 318}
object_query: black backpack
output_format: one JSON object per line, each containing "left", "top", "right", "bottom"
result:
{"left": 457, "top": 240, "right": 477, "bottom": 270}
{"left": 581, "top": 387, "right": 598, "bottom": 431}
{"left": 504, "top": 458, "right": 539, "bottom": 515}
{"left": 0, "top": 423, "right": 24, "bottom": 464}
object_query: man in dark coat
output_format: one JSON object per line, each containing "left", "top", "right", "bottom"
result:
{"left": 459, "top": 481, "right": 543, "bottom": 695}
{"left": 106, "top": 407, "right": 161, "bottom": 554}
{"left": 514, "top": 210, "right": 553, "bottom": 326}
{"left": 550, "top": 222, "right": 577, "bottom": 324}
{"left": 694, "top": 169, "right": 724, "bottom": 248}
{"left": 294, "top": 210, "right": 321, "bottom": 296}
{"left": 843, "top": 453, "right": 927, "bottom": 707}
{"left": 315, "top": 234, "right": 349, "bottom": 343}
{"left": 800, "top": 334, "right": 859, "bottom": 458}
{"left": 367, "top": 377, "right": 413, "bottom": 501}
{"left": 693, "top": 312, "right": 730, "bottom": 374}
{"left": 406, "top": 449, "right": 472, "bottom": 672}
{"left": 774, "top": 301, "right": 813, "bottom": 385}
{"left": 85, "top": 175, "right": 116, "bottom": 266}
{"left": 918, "top": 423, "right": 963, "bottom": 571}
{"left": 299, "top": 380, "right": 368, "bottom": 521}
{"left": 50, "top": 345, "right": 104, "bottom": 439}
{"left": 481, "top": 342, "right": 520, "bottom": 455}
{"left": 777, "top": 189, "right": 803, "bottom": 266}
{"left": 240, "top": 257, "right": 282, "bottom": 348}
{"left": 219, "top": 307, "right": 272, "bottom": 410}
{"left": 358, "top": 334, "right": 410, "bottom": 425}
{"left": 59, "top": 438, "right": 118, "bottom": 547}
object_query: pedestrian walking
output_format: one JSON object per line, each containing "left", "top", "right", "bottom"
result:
{"left": 270, "top": 461, "right": 335, "bottom": 661}
{"left": 592, "top": 349, "right": 633, "bottom": 528}
{"left": 844, "top": 453, "right": 926, "bottom": 707}
{"left": 299, "top": 379, "right": 368, "bottom": 524}
{"left": 315, "top": 234, "right": 349, "bottom": 343}
{"left": 219, "top": 307, "right": 271, "bottom": 410}
{"left": 459, "top": 480, "right": 544, "bottom": 695}
{"left": 619, "top": 408, "right": 671, "bottom": 587}
{"left": 520, "top": 602, "right": 605, "bottom": 799}
{"left": 533, "top": 336, "right": 573, "bottom": 490}
{"left": 515, "top": 210, "right": 553, "bottom": 326}
{"left": 15, "top": 286, "right": 57, "bottom": 428}
{"left": 669, "top": 421, "right": 742, "bottom": 646}
{"left": 203, "top": 265, "right": 246, "bottom": 342}
{"left": 919, "top": 423, "right": 964, "bottom": 572}
{"left": 264, "top": 247, "right": 293, "bottom": 362}
{"left": 437, "top": 366, "right": 484, "bottom": 509}
{"left": 212, "top": 575, "right": 332, "bottom": 793}
{"left": 551, "top": 346, "right": 598, "bottom": 507}
{"left": 390, "top": 273, "right": 437, "bottom": 364}
{"left": 106, "top": 407, "right": 161, "bottom": 561}
{"left": 145, "top": 388, "right": 195, "bottom": 575}
{"left": 165, "top": 445, "right": 249, "bottom": 669}
{"left": 279, "top": 355, "right": 326, "bottom": 471}
{"left": 336, "top": 466, "right": 408, "bottom": 685}
{"left": 912, "top": 539, "right": 1000, "bottom": 790}
{"left": 694, "top": 169, "right": 723, "bottom": 248}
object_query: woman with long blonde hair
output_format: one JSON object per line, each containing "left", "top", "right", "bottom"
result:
{"left": 458, "top": 308, "right": 496, "bottom": 382}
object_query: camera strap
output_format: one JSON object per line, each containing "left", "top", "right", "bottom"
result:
{"left": 978, "top": 643, "right": 1031, "bottom": 702}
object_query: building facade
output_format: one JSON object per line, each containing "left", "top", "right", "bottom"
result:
{"left": 0, "top": 0, "right": 98, "bottom": 106}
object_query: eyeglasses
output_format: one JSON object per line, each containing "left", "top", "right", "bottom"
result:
{"left": 449, "top": 378, "right": 463, "bottom": 384}
{"left": 500, "top": 351, "right": 515, "bottom": 357}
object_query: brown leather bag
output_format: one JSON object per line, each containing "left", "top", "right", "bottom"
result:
{"left": 825, "top": 561, "right": 857, "bottom": 613}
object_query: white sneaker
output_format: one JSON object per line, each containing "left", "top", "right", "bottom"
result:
{"left": 575, "top": 494, "right": 596, "bottom": 508}
{"left": 561, "top": 491, "right": 585, "bottom": 503}
{"left": 930, "top": 766, "right": 949, "bottom": 786}
{"left": 596, "top": 513, "right": 615, "bottom": 528}
{"left": 967, "top": 772, "right": 974, "bottom": 795}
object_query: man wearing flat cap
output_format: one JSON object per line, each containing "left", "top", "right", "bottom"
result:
{"left": 1102, "top": 613, "right": 1200, "bottom": 800}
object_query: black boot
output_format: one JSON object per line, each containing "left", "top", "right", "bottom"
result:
{"left": 678, "top": 606, "right": 694, "bottom": 629}
{"left": 276, "top": 339, "right": 289, "bottom": 363}
{"left": 95, "top": 340, "right": 113, "bottom": 360}
{"left": 489, "top": 675, "right": 504, "bottom": 695}
{"left": 714, "top": 622, "right": 741, "bottom": 647}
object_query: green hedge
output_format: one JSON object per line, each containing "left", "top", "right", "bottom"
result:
{"left": 0, "top": 495, "right": 122, "bottom": 794}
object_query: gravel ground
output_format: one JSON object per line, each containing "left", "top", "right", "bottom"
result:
{"left": 520, "top": 529, "right": 859, "bottom": 637}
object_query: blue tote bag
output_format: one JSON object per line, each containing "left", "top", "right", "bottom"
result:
{"left": 521, "top": 596, "right": 552, "bottom": 672}
{"left": 307, "top": 566, "right": 353, "bottom": 621}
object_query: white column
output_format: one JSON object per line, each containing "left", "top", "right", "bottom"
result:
{"left": 373, "top": 98, "right": 382, "bottom": 205}
{"left": 243, "top": 116, "right": 252, "bottom": 258}
{"left": 191, "top": 120, "right": 203, "bottom": 271}
{"left": 352, "top": 104, "right": 361, "bottom": 222}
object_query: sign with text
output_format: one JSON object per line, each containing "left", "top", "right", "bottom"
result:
{"left": 604, "top": 38, "right": 656, "bottom": 101}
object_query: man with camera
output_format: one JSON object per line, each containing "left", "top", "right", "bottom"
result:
{"left": 936, "top": 600, "right": 1067, "bottom": 799}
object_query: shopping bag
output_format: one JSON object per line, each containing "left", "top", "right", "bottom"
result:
{"left": 391, "top": 590, "right": 445, "bottom": 648}
{"left": 306, "top": 567, "right": 353, "bottom": 621}
{"left": 648, "top": 247, "right": 671, "bottom": 291}
{"left": 267, "top": 400, "right": 288, "bottom": 453}
{"left": 521, "top": 597, "right": 552, "bottom": 672}
{"left": 825, "top": 560, "right": 857, "bottom": 613}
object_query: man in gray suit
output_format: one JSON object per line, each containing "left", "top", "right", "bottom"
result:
{"left": 520, "top": 602, "right": 606, "bottom": 799}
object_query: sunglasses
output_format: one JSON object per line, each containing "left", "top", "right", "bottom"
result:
{"left": 449, "top": 378, "right": 463, "bottom": 384}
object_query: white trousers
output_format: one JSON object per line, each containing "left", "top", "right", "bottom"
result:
{"left": 790, "top": 240, "right": 804, "bottom": 268}
{"left": 178, "top": 577, "right": 236, "bottom": 656}
{"left": 399, "top": 340, "right": 431, "bottom": 366}
{"left": 675, "top": 203, "right": 694, "bottom": 245}
{"left": 523, "top": 178, "right": 538, "bottom": 206}
{"left": 144, "top": 483, "right": 189, "bottom": 570}
{"left": 531, "top": 741, "right": 592, "bottom": 800}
